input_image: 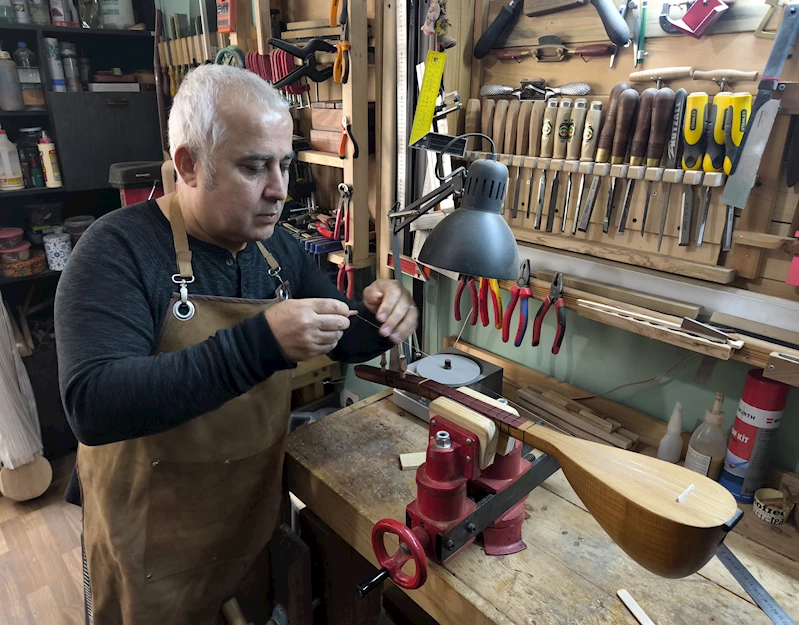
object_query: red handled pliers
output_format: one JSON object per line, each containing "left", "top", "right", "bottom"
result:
{"left": 454, "top": 274, "right": 478, "bottom": 325}
{"left": 334, "top": 182, "right": 353, "bottom": 241}
{"left": 502, "top": 260, "right": 531, "bottom": 346}
{"left": 533, "top": 272, "right": 566, "bottom": 354}
{"left": 479, "top": 278, "right": 503, "bottom": 329}
{"left": 339, "top": 114, "right": 360, "bottom": 159}
{"left": 337, "top": 245, "right": 355, "bottom": 299}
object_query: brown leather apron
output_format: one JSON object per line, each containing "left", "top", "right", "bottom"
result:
{"left": 78, "top": 197, "right": 293, "bottom": 624}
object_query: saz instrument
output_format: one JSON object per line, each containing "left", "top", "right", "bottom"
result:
{"left": 355, "top": 365, "right": 742, "bottom": 578}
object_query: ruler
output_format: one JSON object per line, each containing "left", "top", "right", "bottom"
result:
{"left": 396, "top": 0, "right": 409, "bottom": 212}
{"left": 716, "top": 544, "right": 796, "bottom": 625}
{"left": 409, "top": 50, "right": 447, "bottom": 146}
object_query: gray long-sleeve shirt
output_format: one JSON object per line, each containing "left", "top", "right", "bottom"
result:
{"left": 55, "top": 199, "right": 391, "bottom": 503}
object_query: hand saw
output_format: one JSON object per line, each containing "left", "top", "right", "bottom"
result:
{"left": 721, "top": 4, "right": 799, "bottom": 210}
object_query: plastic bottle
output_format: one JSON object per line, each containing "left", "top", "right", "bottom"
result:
{"left": 12, "top": 0, "right": 30, "bottom": 23}
{"left": 59, "top": 42, "right": 81, "bottom": 92}
{"left": 43, "top": 38, "right": 66, "bottom": 92}
{"left": 657, "top": 401, "right": 684, "bottom": 463}
{"left": 27, "top": 0, "right": 49, "bottom": 24}
{"left": 99, "top": 0, "right": 134, "bottom": 29}
{"left": 38, "top": 130, "right": 62, "bottom": 188}
{"left": 13, "top": 43, "right": 45, "bottom": 110}
{"left": 0, "top": 0, "right": 14, "bottom": 22}
{"left": 0, "top": 127, "right": 24, "bottom": 191}
{"left": 0, "top": 49, "right": 24, "bottom": 111}
{"left": 684, "top": 392, "right": 728, "bottom": 481}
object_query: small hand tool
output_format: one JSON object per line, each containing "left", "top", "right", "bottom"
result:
{"left": 640, "top": 87, "right": 675, "bottom": 235}
{"left": 547, "top": 99, "right": 572, "bottom": 231}
{"left": 573, "top": 101, "right": 602, "bottom": 234}
{"left": 525, "top": 100, "right": 547, "bottom": 219}
{"left": 603, "top": 89, "right": 639, "bottom": 233}
{"left": 657, "top": 88, "right": 688, "bottom": 251}
{"left": 563, "top": 99, "right": 588, "bottom": 232}
{"left": 505, "top": 99, "right": 522, "bottom": 215}
{"left": 536, "top": 100, "right": 559, "bottom": 229}
{"left": 513, "top": 100, "right": 533, "bottom": 219}
{"left": 579, "top": 82, "right": 629, "bottom": 232}
{"left": 339, "top": 114, "right": 360, "bottom": 159}
{"left": 618, "top": 88, "right": 656, "bottom": 233}
{"left": 679, "top": 92, "right": 708, "bottom": 246}
{"left": 502, "top": 260, "right": 532, "bottom": 346}
{"left": 479, "top": 278, "right": 504, "bottom": 329}
{"left": 721, "top": 92, "right": 752, "bottom": 250}
{"left": 696, "top": 91, "right": 732, "bottom": 246}
{"left": 333, "top": 0, "right": 350, "bottom": 85}
{"left": 454, "top": 275, "right": 479, "bottom": 325}
{"left": 267, "top": 38, "right": 337, "bottom": 88}
{"left": 636, "top": 0, "right": 648, "bottom": 66}
{"left": 474, "top": 0, "right": 525, "bottom": 59}
{"left": 337, "top": 245, "right": 355, "bottom": 298}
{"left": 527, "top": 36, "right": 617, "bottom": 62}
{"left": 329, "top": 0, "right": 341, "bottom": 27}
{"left": 533, "top": 272, "right": 566, "bottom": 354}
{"left": 609, "top": 0, "right": 629, "bottom": 68}
{"left": 334, "top": 182, "right": 353, "bottom": 241}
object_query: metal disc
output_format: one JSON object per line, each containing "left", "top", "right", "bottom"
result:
{"left": 414, "top": 354, "right": 482, "bottom": 386}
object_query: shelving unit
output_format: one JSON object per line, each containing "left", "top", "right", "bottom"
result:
{"left": 0, "top": 269, "right": 60, "bottom": 286}
{"left": 0, "top": 187, "right": 64, "bottom": 199}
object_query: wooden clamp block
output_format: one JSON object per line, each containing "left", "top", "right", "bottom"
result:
{"left": 626, "top": 165, "right": 647, "bottom": 180}
{"left": 609, "top": 164, "right": 629, "bottom": 178}
{"left": 498, "top": 154, "right": 512, "bottom": 166}
{"left": 549, "top": 159, "right": 565, "bottom": 172}
{"left": 537, "top": 158, "right": 552, "bottom": 171}
{"left": 682, "top": 170, "right": 704, "bottom": 185}
{"left": 593, "top": 162, "right": 612, "bottom": 176}
{"left": 764, "top": 351, "right": 799, "bottom": 387}
{"left": 702, "top": 172, "right": 725, "bottom": 187}
{"left": 564, "top": 160, "right": 581, "bottom": 173}
{"left": 662, "top": 168, "right": 685, "bottom": 184}
{"left": 644, "top": 166, "right": 665, "bottom": 182}
{"left": 578, "top": 161, "right": 596, "bottom": 175}
{"left": 521, "top": 156, "right": 539, "bottom": 169}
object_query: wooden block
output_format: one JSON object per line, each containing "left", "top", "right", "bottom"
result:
{"left": 619, "top": 428, "right": 641, "bottom": 445}
{"left": 564, "top": 160, "right": 581, "bottom": 173}
{"left": 521, "top": 156, "right": 538, "bottom": 169}
{"left": 593, "top": 162, "right": 612, "bottom": 176}
{"left": 609, "top": 164, "right": 628, "bottom": 178}
{"left": 703, "top": 172, "right": 725, "bottom": 187}
{"left": 764, "top": 352, "right": 799, "bottom": 387}
{"left": 662, "top": 168, "right": 684, "bottom": 184}
{"left": 537, "top": 158, "right": 552, "bottom": 170}
{"left": 310, "top": 129, "right": 342, "bottom": 154}
{"left": 549, "top": 158, "right": 565, "bottom": 172}
{"left": 533, "top": 390, "right": 615, "bottom": 433}
{"left": 399, "top": 452, "right": 427, "bottom": 471}
{"left": 709, "top": 311, "right": 799, "bottom": 346}
{"left": 644, "top": 167, "right": 665, "bottom": 182}
{"left": 627, "top": 165, "right": 646, "bottom": 180}
{"left": 683, "top": 170, "right": 704, "bottom": 185}
{"left": 578, "top": 161, "right": 595, "bottom": 175}
{"left": 514, "top": 397, "right": 612, "bottom": 446}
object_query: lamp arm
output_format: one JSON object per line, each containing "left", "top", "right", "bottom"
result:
{"left": 389, "top": 178, "right": 460, "bottom": 233}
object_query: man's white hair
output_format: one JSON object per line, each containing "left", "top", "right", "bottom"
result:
{"left": 168, "top": 64, "right": 290, "bottom": 185}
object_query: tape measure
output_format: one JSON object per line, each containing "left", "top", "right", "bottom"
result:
{"left": 716, "top": 544, "right": 796, "bottom": 625}
{"left": 408, "top": 50, "right": 447, "bottom": 147}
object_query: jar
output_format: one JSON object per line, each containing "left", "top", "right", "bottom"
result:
{"left": 0, "top": 49, "right": 24, "bottom": 111}
{"left": 64, "top": 214, "right": 94, "bottom": 244}
{"left": 0, "top": 240, "right": 31, "bottom": 262}
{"left": 0, "top": 227, "right": 24, "bottom": 249}
{"left": 43, "top": 224, "right": 71, "bottom": 270}
{"left": 13, "top": 43, "right": 45, "bottom": 110}
{"left": 27, "top": 0, "right": 48, "bottom": 24}
{"left": 0, "top": 249, "right": 45, "bottom": 278}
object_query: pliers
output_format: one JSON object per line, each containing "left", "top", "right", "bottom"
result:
{"left": 502, "top": 260, "right": 531, "bottom": 346}
{"left": 532, "top": 272, "right": 566, "bottom": 354}
{"left": 334, "top": 182, "right": 353, "bottom": 241}
{"left": 339, "top": 114, "right": 360, "bottom": 159}
{"left": 454, "top": 275, "right": 478, "bottom": 326}
{"left": 337, "top": 245, "right": 355, "bottom": 299}
{"left": 479, "top": 278, "right": 503, "bottom": 330}
{"left": 267, "top": 38, "right": 336, "bottom": 89}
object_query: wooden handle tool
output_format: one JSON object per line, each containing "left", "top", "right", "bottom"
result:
{"left": 630, "top": 88, "right": 657, "bottom": 166}
{"left": 553, "top": 99, "right": 573, "bottom": 159}
{"left": 493, "top": 99, "right": 510, "bottom": 153}
{"left": 580, "top": 101, "right": 603, "bottom": 162}
{"left": 646, "top": 88, "right": 676, "bottom": 166}
{"left": 493, "top": 48, "right": 534, "bottom": 62}
{"left": 541, "top": 99, "right": 559, "bottom": 158}
{"left": 567, "top": 99, "right": 588, "bottom": 160}
{"left": 481, "top": 98, "right": 496, "bottom": 152}
{"left": 504, "top": 99, "right": 521, "bottom": 154}
{"left": 629, "top": 67, "right": 694, "bottom": 82}
{"left": 465, "top": 99, "right": 481, "bottom": 152}
{"left": 692, "top": 69, "right": 759, "bottom": 85}
{"left": 611, "top": 89, "right": 640, "bottom": 164}
{"left": 573, "top": 43, "right": 616, "bottom": 58}
{"left": 516, "top": 100, "right": 534, "bottom": 156}
{"left": 528, "top": 100, "right": 547, "bottom": 157}
{"left": 702, "top": 92, "right": 732, "bottom": 172}
{"left": 596, "top": 82, "right": 631, "bottom": 163}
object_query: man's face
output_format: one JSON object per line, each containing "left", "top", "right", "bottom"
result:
{"left": 194, "top": 105, "right": 294, "bottom": 244}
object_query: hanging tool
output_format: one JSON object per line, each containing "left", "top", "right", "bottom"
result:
{"left": 339, "top": 114, "right": 360, "bottom": 159}
{"left": 657, "top": 88, "right": 688, "bottom": 251}
{"left": 589, "top": 0, "right": 632, "bottom": 46}
{"left": 547, "top": 99, "right": 573, "bottom": 231}
{"left": 695, "top": 91, "right": 732, "bottom": 246}
{"left": 721, "top": 92, "right": 752, "bottom": 250}
{"left": 722, "top": 6, "right": 799, "bottom": 211}
{"left": 693, "top": 69, "right": 760, "bottom": 93}
{"left": 618, "top": 88, "right": 656, "bottom": 233}
{"left": 536, "top": 99, "right": 559, "bottom": 229}
{"left": 505, "top": 99, "right": 522, "bottom": 215}
{"left": 640, "top": 88, "right": 676, "bottom": 235}
{"left": 525, "top": 101, "right": 548, "bottom": 219}
{"left": 517, "top": 37, "right": 617, "bottom": 62}
{"left": 474, "top": 0, "right": 525, "bottom": 59}
{"left": 330, "top": 0, "right": 341, "bottom": 27}
{"left": 479, "top": 80, "right": 589, "bottom": 100}
{"left": 333, "top": 0, "right": 350, "bottom": 85}
{"left": 578, "top": 82, "right": 630, "bottom": 232}
{"left": 609, "top": 0, "right": 630, "bottom": 68}
{"left": 533, "top": 272, "right": 566, "bottom": 354}
{"left": 513, "top": 100, "right": 534, "bottom": 218}
{"left": 337, "top": 246, "right": 355, "bottom": 298}
{"left": 630, "top": 66, "right": 694, "bottom": 89}
{"left": 502, "top": 260, "right": 532, "bottom": 346}
{"left": 628, "top": 1, "right": 641, "bottom": 68}
{"left": 563, "top": 99, "right": 588, "bottom": 233}
{"left": 755, "top": 0, "right": 789, "bottom": 39}
{"left": 267, "top": 38, "right": 336, "bottom": 88}
{"left": 636, "top": 0, "right": 648, "bottom": 66}
{"left": 573, "top": 101, "right": 603, "bottom": 234}
{"left": 678, "top": 91, "right": 708, "bottom": 246}
{"left": 334, "top": 183, "right": 353, "bottom": 241}
{"left": 665, "top": 0, "right": 729, "bottom": 38}
{"left": 480, "top": 278, "right": 504, "bottom": 329}
{"left": 603, "top": 89, "right": 639, "bottom": 233}
{"left": 454, "top": 275, "right": 479, "bottom": 325}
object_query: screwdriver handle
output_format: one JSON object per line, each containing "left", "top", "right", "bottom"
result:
{"left": 630, "top": 88, "right": 656, "bottom": 165}
{"left": 723, "top": 92, "right": 752, "bottom": 175}
{"left": 493, "top": 49, "right": 533, "bottom": 62}
{"left": 681, "top": 92, "right": 708, "bottom": 171}
{"left": 541, "top": 99, "right": 559, "bottom": 158}
{"left": 646, "top": 87, "right": 675, "bottom": 166}
{"left": 692, "top": 70, "right": 759, "bottom": 84}
{"left": 568, "top": 99, "right": 588, "bottom": 160}
{"left": 663, "top": 88, "right": 688, "bottom": 169}
{"left": 589, "top": 0, "right": 631, "bottom": 47}
{"left": 529, "top": 100, "right": 547, "bottom": 157}
{"left": 629, "top": 66, "right": 694, "bottom": 82}
{"left": 554, "top": 99, "right": 573, "bottom": 159}
{"left": 581, "top": 101, "right": 603, "bottom": 162}
{"left": 703, "top": 92, "right": 732, "bottom": 172}
{"left": 611, "top": 89, "right": 640, "bottom": 165}
{"left": 596, "top": 82, "right": 631, "bottom": 163}
{"left": 574, "top": 43, "right": 616, "bottom": 57}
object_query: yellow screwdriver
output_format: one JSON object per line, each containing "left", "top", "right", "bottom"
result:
{"left": 678, "top": 92, "right": 708, "bottom": 247}
{"left": 696, "top": 91, "right": 732, "bottom": 246}
{"left": 721, "top": 92, "right": 753, "bottom": 251}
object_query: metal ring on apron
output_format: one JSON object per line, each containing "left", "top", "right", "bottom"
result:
{"left": 172, "top": 274, "right": 196, "bottom": 321}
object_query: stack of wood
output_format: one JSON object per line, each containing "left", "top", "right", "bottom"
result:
{"left": 515, "top": 387, "right": 640, "bottom": 450}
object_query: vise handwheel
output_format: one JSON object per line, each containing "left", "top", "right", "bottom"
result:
{"left": 371, "top": 518, "right": 429, "bottom": 591}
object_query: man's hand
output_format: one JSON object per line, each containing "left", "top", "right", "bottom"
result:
{"left": 362, "top": 279, "right": 418, "bottom": 344}
{"left": 265, "top": 298, "right": 355, "bottom": 362}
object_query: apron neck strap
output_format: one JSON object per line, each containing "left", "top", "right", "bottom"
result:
{"left": 255, "top": 241, "right": 281, "bottom": 272}
{"left": 169, "top": 195, "right": 194, "bottom": 280}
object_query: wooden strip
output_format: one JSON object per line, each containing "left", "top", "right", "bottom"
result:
{"left": 709, "top": 312, "right": 799, "bottom": 347}
{"left": 732, "top": 230, "right": 799, "bottom": 254}
{"left": 539, "top": 389, "right": 615, "bottom": 432}
{"left": 617, "top": 589, "right": 656, "bottom": 625}
{"left": 399, "top": 452, "right": 426, "bottom": 471}
{"left": 285, "top": 19, "right": 330, "bottom": 30}
{"left": 764, "top": 352, "right": 799, "bottom": 387}
{"left": 512, "top": 397, "right": 613, "bottom": 446}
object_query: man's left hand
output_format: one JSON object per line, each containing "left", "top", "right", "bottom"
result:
{"left": 362, "top": 279, "right": 418, "bottom": 344}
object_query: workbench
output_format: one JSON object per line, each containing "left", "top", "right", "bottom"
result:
{"left": 285, "top": 390, "right": 799, "bottom": 625}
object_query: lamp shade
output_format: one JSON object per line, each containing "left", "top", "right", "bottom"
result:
{"left": 419, "top": 158, "right": 519, "bottom": 281}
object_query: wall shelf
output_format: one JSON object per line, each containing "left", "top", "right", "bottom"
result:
{"left": 297, "top": 150, "right": 345, "bottom": 169}
{"left": 0, "top": 269, "right": 60, "bottom": 286}
{"left": 0, "top": 187, "right": 64, "bottom": 199}
{"left": 0, "top": 22, "right": 152, "bottom": 37}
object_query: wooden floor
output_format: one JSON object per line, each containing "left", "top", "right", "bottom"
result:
{"left": 0, "top": 453, "right": 84, "bottom": 625}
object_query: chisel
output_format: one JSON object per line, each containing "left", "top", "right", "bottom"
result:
{"left": 657, "top": 88, "right": 687, "bottom": 251}
{"left": 504, "top": 99, "right": 521, "bottom": 216}
{"left": 547, "top": 99, "right": 572, "bottom": 231}
{"left": 573, "top": 101, "right": 603, "bottom": 234}
{"left": 679, "top": 92, "right": 708, "bottom": 246}
{"left": 563, "top": 99, "right": 587, "bottom": 232}
{"left": 536, "top": 99, "right": 559, "bottom": 229}
{"left": 618, "top": 88, "right": 655, "bottom": 233}
{"left": 526, "top": 101, "right": 547, "bottom": 219}
{"left": 721, "top": 92, "right": 752, "bottom": 250}
{"left": 640, "top": 87, "right": 675, "bottom": 235}
{"left": 608, "top": 0, "right": 629, "bottom": 69}
{"left": 513, "top": 100, "right": 533, "bottom": 219}
{"left": 603, "top": 89, "right": 639, "bottom": 233}
{"left": 696, "top": 91, "right": 732, "bottom": 246}
{"left": 578, "top": 82, "right": 630, "bottom": 232}
{"left": 481, "top": 98, "right": 496, "bottom": 152}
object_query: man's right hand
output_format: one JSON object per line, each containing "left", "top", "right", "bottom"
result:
{"left": 264, "top": 298, "right": 355, "bottom": 362}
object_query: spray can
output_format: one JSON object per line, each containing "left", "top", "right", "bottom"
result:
{"left": 43, "top": 38, "right": 66, "bottom": 92}
{"left": 719, "top": 370, "right": 790, "bottom": 502}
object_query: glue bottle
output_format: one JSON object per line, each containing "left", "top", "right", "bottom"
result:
{"left": 38, "top": 130, "right": 62, "bottom": 188}
{"left": 684, "top": 392, "right": 727, "bottom": 481}
{"left": 657, "top": 401, "right": 683, "bottom": 463}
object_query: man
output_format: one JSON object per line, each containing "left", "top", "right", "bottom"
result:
{"left": 55, "top": 64, "right": 417, "bottom": 624}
